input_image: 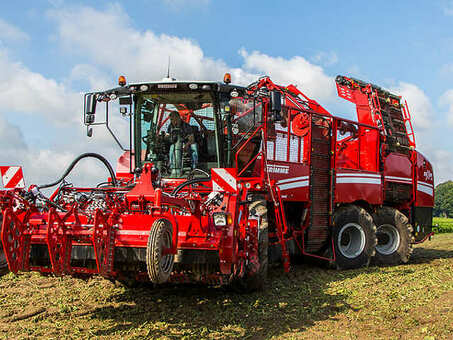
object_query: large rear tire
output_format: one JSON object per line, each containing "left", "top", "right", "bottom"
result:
{"left": 0, "top": 213, "right": 8, "bottom": 276}
{"left": 332, "top": 205, "right": 377, "bottom": 269}
{"left": 372, "top": 207, "right": 413, "bottom": 265}
{"left": 234, "top": 199, "right": 268, "bottom": 292}
{"left": 146, "top": 219, "right": 175, "bottom": 284}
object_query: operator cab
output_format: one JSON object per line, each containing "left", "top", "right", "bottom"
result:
{"left": 84, "top": 76, "right": 263, "bottom": 180}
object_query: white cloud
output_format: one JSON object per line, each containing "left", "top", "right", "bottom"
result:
{"left": 0, "top": 114, "right": 27, "bottom": 151}
{"left": 48, "top": 5, "right": 230, "bottom": 83}
{"left": 390, "top": 82, "right": 433, "bottom": 130}
{"left": 424, "top": 148, "right": 453, "bottom": 185}
{"left": 0, "top": 113, "right": 124, "bottom": 190}
{"left": 0, "top": 50, "right": 80, "bottom": 124}
{"left": 48, "top": 5, "right": 334, "bottom": 102}
{"left": 0, "top": 19, "right": 29, "bottom": 43}
{"left": 69, "top": 64, "right": 112, "bottom": 91}
{"left": 239, "top": 49, "right": 335, "bottom": 102}
{"left": 440, "top": 89, "right": 453, "bottom": 126}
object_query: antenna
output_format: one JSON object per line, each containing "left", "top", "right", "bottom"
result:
{"left": 162, "top": 56, "right": 176, "bottom": 81}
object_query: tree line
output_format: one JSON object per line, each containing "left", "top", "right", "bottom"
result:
{"left": 434, "top": 181, "right": 453, "bottom": 218}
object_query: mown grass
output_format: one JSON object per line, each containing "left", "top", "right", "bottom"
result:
{"left": 433, "top": 217, "right": 453, "bottom": 233}
{"left": 0, "top": 234, "right": 452, "bottom": 339}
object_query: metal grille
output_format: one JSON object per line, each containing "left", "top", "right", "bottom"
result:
{"left": 306, "top": 117, "right": 332, "bottom": 253}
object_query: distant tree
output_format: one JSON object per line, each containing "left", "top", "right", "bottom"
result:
{"left": 434, "top": 181, "right": 453, "bottom": 217}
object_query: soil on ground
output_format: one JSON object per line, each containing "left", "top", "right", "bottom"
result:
{"left": 0, "top": 234, "right": 452, "bottom": 339}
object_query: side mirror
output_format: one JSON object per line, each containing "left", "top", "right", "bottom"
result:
{"left": 84, "top": 94, "right": 97, "bottom": 125}
{"left": 270, "top": 91, "right": 282, "bottom": 121}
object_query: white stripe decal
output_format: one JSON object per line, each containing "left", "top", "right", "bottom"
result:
{"left": 278, "top": 180, "right": 309, "bottom": 191}
{"left": 385, "top": 176, "right": 412, "bottom": 183}
{"left": 277, "top": 176, "right": 309, "bottom": 185}
{"left": 418, "top": 181, "right": 433, "bottom": 188}
{"left": 337, "top": 177, "right": 381, "bottom": 185}
{"left": 417, "top": 184, "right": 433, "bottom": 196}
{"left": 418, "top": 182, "right": 433, "bottom": 190}
{"left": 337, "top": 173, "right": 381, "bottom": 178}
{"left": 116, "top": 230, "right": 148, "bottom": 236}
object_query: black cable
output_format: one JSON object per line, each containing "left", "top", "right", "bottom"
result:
{"left": 171, "top": 177, "right": 210, "bottom": 196}
{"left": 38, "top": 152, "right": 118, "bottom": 189}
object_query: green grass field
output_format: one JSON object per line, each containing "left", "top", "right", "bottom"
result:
{"left": 433, "top": 217, "right": 453, "bottom": 233}
{"left": 0, "top": 234, "right": 452, "bottom": 339}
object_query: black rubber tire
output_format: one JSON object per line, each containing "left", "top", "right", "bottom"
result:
{"left": 332, "top": 205, "right": 377, "bottom": 270}
{"left": 372, "top": 207, "right": 414, "bottom": 265}
{"left": 234, "top": 199, "right": 268, "bottom": 292}
{"left": 146, "top": 219, "right": 174, "bottom": 284}
{"left": 0, "top": 213, "right": 8, "bottom": 276}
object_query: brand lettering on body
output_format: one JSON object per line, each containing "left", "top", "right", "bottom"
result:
{"left": 267, "top": 164, "right": 289, "bottom": 174}
{"left": 423, "top": 169, "right": 433, "bottom": 182}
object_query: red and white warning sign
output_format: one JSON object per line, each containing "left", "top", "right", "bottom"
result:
{"left": 0, "top": 166, "right": 25, "bottom": 189}
{"left": 211, "top": 168, "right": 237, "bottom": 192}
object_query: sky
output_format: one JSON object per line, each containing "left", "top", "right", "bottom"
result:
{"left": 0, "top": 0, "right": 453, "bottom": 189}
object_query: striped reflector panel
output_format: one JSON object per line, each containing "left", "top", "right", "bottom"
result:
{"left": 0, "top": 166, "right": 25, "bottom": 189}
{"left": 211, "top": 168, "right": 237, "bottom": 192}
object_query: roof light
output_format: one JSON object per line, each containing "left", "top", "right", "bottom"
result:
{"left": 118, "top": 75, "right": 126, "bottom": 86}
{"left": 224, "top": 73, "right": 231, "bottom": 84}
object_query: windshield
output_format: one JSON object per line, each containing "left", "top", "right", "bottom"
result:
{"left": 135, "top": 91, "right": 220, "bottom": 178}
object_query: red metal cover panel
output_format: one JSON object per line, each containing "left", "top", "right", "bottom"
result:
{"left": 334, "top": 169, "right": 383, "bottom": 205}
{"left": 384, "top": 153, "right": 412, "bottom": 178}
{"left": 267, "top": 161, "right": 310, "bottom": 201}
{"left": 415, "top": 152, "right": 434, "bottom": 207}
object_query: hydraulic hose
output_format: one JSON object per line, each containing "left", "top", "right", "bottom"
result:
{"left": 38, "top": 152, "right": 118, "bottom": 189}
{"left": 171, "top": 177, "right": 210, "bottom": 196}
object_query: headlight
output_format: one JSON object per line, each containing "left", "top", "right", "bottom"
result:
{"left": 213, "top": 213, "right": 227, "bottom": 226}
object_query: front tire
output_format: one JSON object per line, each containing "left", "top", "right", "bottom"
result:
{"left": 372, "top": 207, "right": 413, "bottom": 265}
{"left": 0, "top": 213, "right": 8, "bottom": 276}
{"left": 333, "top": 205, "right": 377, "bottom": 269}
{"left": 146, "top": 219, "right": 175, "bottom": 284}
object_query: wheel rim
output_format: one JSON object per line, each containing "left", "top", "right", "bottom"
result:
{"left": 376, "top": 224, "right": 400, "bottom": 255}
{"left": 337, "top": 223, "right": 366, "bottom": 259}
{"left": 160, "top": 227, "right": 173, "bottom": 274}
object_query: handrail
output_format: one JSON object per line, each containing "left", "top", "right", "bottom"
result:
{"left": 235, "top": 124, "right": 264, "bottom": 163}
